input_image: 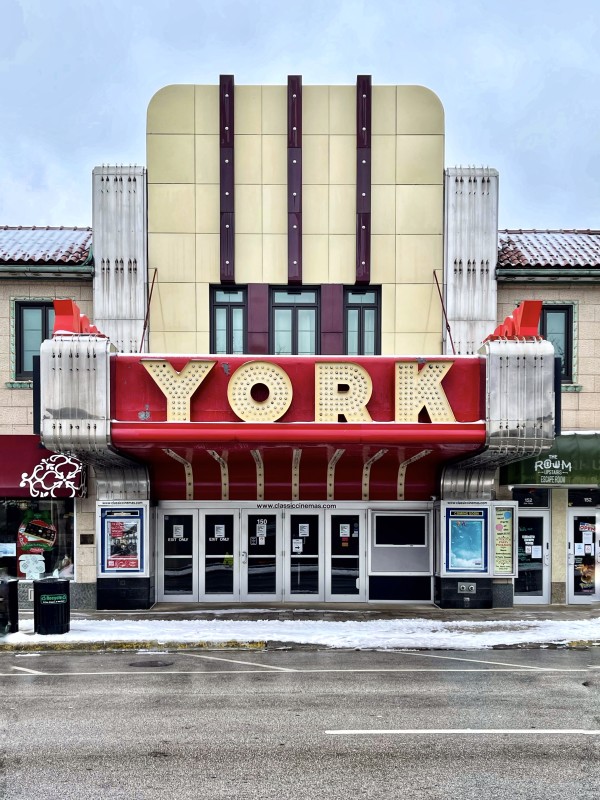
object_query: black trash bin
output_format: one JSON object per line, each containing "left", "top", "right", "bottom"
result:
{"left": 33, "top": 578, "right": 70, "bottom": 635}
{"left": 0, "top": 577, "right": 19, "bottom": 634}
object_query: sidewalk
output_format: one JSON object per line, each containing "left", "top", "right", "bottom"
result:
{"left": 2, "top": 603, "right": 600, "bottom": 652}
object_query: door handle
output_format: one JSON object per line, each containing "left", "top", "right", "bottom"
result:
{"left": 568, "top": 553, "right": 574, "bottom": 565}
{"left": 544, "top": 554, "right": 550, "bottom": 566}
{"left": 241, "top": 551, "right": 247, "bottom": 565}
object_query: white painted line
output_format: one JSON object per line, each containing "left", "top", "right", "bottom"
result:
{"left": 326, "top": 728, "right": 600, "bottom": 736}
{"left": 0, "top": 667, "right": 593, "bottom": 678}
{"left": 397, "top": 650, "right": 556, "bottom": 671}
{"left": 181, "top": 653, "right": 297, "bottom": 671}
{"left": 10, "top": 666, "right": 47, "bottom": 675}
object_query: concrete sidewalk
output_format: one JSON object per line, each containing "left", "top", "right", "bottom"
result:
{"left": 2, "top": 602, "right": 600, "bottom": 652}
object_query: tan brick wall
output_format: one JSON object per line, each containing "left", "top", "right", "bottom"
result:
{"left": 0, "top": 280, "right": 92, "bottom": 435}
{"left": 498, "top": 283, "right": 600, "bottom": 431}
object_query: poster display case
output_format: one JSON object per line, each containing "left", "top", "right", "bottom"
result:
{"left": 438, "top": 502, "right": 517, "bottom": 578}
{"left": 97, "top": 502, "right": 150, "bottom": 577}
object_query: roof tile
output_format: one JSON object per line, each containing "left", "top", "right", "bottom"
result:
{"left": 0, "top": 226, "right": 92, "bottom": 265}
{"left": 498, "top": 230, "right": 600, "bottom": 269}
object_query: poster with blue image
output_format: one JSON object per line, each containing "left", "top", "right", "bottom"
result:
{"left": 446, "top": 508, "right": 488, "bottom": 573}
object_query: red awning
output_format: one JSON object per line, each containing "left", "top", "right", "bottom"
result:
{"left": 0, "top": 435, "right": 85, "bottom": 498}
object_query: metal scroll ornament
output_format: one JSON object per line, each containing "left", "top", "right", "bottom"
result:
{"left": 20, "top": 453, "right": 86, "bottom": 498}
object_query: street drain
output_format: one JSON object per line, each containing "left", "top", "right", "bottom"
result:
{"left": 129, "top": 660, "right": 174, "bottom": 668}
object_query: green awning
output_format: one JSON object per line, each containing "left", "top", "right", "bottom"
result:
{"left": 501, "top": 434, "right": 600, "bottom": 487}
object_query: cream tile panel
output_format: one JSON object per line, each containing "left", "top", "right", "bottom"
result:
{"left": 150, "top": 331, "right": 198, "bottom": 353}
{"left": 329, "top": 135, "right": 356, "bottom": 184}
{"left": 396, "top": 234, "right": 443, "bottom": 283}
{"left": 381, "top": 284, "right": 396, "bottom": 333}
{"left": 381, "top": 332, "right": 395, "bottom": 355}
{"left": 303, "top": 86, "right": 329, "bottom": 134}
{"left": 329, "top": 185, "right": 355, "bottom": 234}
{"left": 262, "top": 85, "right": 287, "bottom": 134}
{"left": 197, "top": 331, "right": 210, "bottom": 354}
{"left": 236, "top": 86, "right": 262, "bottom": 133}
{"left": 147, "top": 135, "right": 194, "bottom": 184}
{"left": 235, "top": 234, "right": 263, "bottom": 283}
{"left": 372, "top": 86, "right": 396, "bottom": 134}
{"left": 147, "top": 85, "right": 194, "bottom": 134}
{"left": 194, "top": 85, "right": 219, "bottom": 134}
{"left": 262, "top": 135, "right": 287, "bottom": 183}
{"left": 196, "top": 282, "right": 210, "bottom": 332}
{"left": 236, "top": 185, "right": 262, "bottom": 233}
{"left": 195, "top": 135, "right": 220, "bottom": 184}
{"left": 235, "top": 134, "right": 262, "bottom": 184}
{"left": 396, "top": 135, "right": 444, "bottom": 184}
{"left": 396, "top": 185, "right": 443, "bottom": 235}
{"left": 149, "top": 282, "right": 196, "bottom": 332}
{"left": 394, "top": 332, "right": 443, "bottom": 355}
{"left": 329, "top": 235, "right": 355, "bottom": 283}
{"left": 302, "top": 235, "right": 329, "bottom": 283}
{"left": 263, "top": 235, "right": 288, "bottom": 283}
{"left": 149, "top": 184, "right": 195, "bottom": 233}
{"left": 372, "top": 135, "right": 396, "bottom": 184}
{"left": 396, "top": 86, "right": 444, "bottom": 134}
{"left": 371, "top": 185, "right": 395, "bottom": 234}
{"left": 303, "top": 185, "right": 329, "bottom": 234}
{"left": 195, "top": 184, "right": 220, "bottom": 233}
{"left": 371, "top": 236, "right": 395, "bottom": 284}
{"left": 263, "top": 185, "right": 287, "bottom": 234}
{"left": 149, "top": 233, "right": 195, "bottom": 283}
{"left": 396, "top": 283, "right": 441, "bottom": 333}
{"left": 329, "top": 86, "right": 355, "bottom": 134}
{"left": 303, "top": 135, "right": 329, "bottom": 184}
{"left": 195, "top": 233, "right": 220, "bottom": 283}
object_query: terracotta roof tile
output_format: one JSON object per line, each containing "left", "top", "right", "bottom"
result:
{"left": 0, "top": 226, "right": 92, "bottom": 265}
{"left": 498, "top": 230, "right": 600, "bottom": 269}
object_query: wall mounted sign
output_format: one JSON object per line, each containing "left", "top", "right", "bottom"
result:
{"left": 98, "top": 505, "right": 147, "bottom": 575}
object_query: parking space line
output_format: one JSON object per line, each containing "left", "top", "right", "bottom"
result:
{"left": 10, "top": 666, "right": 47, "bottom": 675}
{"left": 396, "top": 651, "right": 556, "bottom": 670}
{"left": 326, "top": 728, "right": 600, "bottom": 736}
{"left": 0, "top": 666, "right": 592, "bottom": 678}
{"left": 181, "top": 653, "right": 297, "bottom": 671}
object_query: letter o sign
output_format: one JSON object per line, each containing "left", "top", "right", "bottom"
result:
{"left": 227, "top": 361, "right": 293, "bottom": 422}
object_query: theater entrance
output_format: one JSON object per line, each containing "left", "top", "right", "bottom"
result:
{"left": 156, "top": 504, "right": 367, "bottom": 603}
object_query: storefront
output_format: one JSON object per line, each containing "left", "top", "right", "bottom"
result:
{"left": 0, "top": 435, "right": 84, "bottom": 604}
{"left": 503, "top": 433, "right": 600, "bottom": 604}
{"left": 38, "top": 300, "right": 555, "bottom": 610}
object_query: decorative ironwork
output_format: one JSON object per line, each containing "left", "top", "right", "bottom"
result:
{"left": 20, "top": 453, "right": 86, "bottom": 498}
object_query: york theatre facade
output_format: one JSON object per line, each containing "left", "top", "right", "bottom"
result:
{"left": 39, "top": 78, "right": 557, "bottom": 609}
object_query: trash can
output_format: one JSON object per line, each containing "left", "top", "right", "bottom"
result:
{"left": 0, "top": 577, "right": 19, "bottom": 634}
{"left": 33, "top": 578, "right": 70, "bottom": 635}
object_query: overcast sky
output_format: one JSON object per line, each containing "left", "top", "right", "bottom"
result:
{"left": 2, "top": 0, "right": 599, "bottom": 230}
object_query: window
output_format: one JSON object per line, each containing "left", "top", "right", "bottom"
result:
{"left": 15, "top": 302, "right": 55, "bottom": 380}
{"left": 211, "top": 288, "right": 246, "bottom": 354}
{"left": 540, "top": 305, "right": 573, "bottom": 382}
{"left": 271, "top": 289, "right": 319, "bottom": 355}
{"left": 345, "top": 288, "right": 380, "bottom": 355}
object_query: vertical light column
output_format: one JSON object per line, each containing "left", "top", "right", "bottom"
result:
{"left": 356, "top": 75, "right": 372, "bottom": 284}
{"left": 220, "top": 75, "right": 235, "bottom": 283}
{"left": 288, "top": 75, "right": 302, "bottom": 284}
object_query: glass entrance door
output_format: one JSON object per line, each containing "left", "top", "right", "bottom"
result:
{"left": 284, "top": 512, "right": 324, "bottom": 601}
{"left": 157, "top": 509, "right": 198, "bottom": 601}
{"left": 567, "top": 511, "right": 600, "bottom": 604}
{"left": 514, "top": 510, "right": 550, "bottom": 604}
{"left": 200, "top": 512, "right": 239, "bottom": 600}
{"left": 325, "top": 511, "right": 366, "bottom": 601}
{"left": 240, "top": 511, "right": 282, "bottom": 601}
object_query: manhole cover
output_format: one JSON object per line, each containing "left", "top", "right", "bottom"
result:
{"left": 128, "top": 660, "right": 174, "bottom": 668}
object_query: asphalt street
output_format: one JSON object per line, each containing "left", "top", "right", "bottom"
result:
{"left": 1, "top": 648, "right": 599, "bottom": 799}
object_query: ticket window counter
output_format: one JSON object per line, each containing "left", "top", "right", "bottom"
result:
{"left": 156, "top": 506, "right": 367, "bottom": 603}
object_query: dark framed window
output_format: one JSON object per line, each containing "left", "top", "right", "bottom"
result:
{"left": 15, "top": 302, "right": 55, "bottom": 380}
{"left": 270, "top": 289, "right": 319, "bottom": 355}
{"left": 345, "top": 288, "right": 380, "bottom": 355}
{"left": 210, "top": 288, "right": 247, "bottom": 354}
{"left": 540, "top": 305, "right": 573, "bottom": 382}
